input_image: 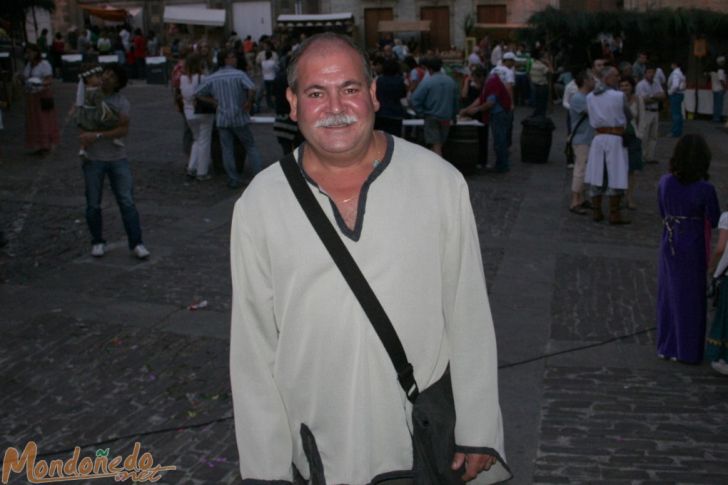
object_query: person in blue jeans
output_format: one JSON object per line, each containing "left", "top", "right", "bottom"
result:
{"left": 79, "top": 63, "right": 149, "bottom": 260}
{"left": 667, "top": 61, "right": 686, "bottom": 137}
{"left": 460, "top": 71, "right": 512, "bottom": 173}
{"left": 196, "top": 48, "right": 263, "bottom": 188}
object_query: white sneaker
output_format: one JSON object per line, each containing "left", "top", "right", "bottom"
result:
{"left": 91, "top": 243, "right": 105, "bottom": 257}
{"left": 711, "top": 360, "right": 728, "bottom": 375}
{"left": 133, "top": 244, "right": 150, "bottom": 260}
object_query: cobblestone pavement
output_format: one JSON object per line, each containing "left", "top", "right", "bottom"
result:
{"left": 2, "top": 79, "right": 728, "bottom": 484}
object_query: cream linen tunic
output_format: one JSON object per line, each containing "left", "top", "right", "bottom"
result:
{"left": 230, "top": 135, "right": 509, "bottom": 484}
{"left": 585, "top": 89, "right": 629, "bottom": 190}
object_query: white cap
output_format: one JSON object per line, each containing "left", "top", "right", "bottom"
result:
{"left": 503, "top": 52, "right": 516, "bottom": 61}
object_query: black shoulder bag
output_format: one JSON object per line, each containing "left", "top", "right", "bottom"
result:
{"left": 280, "top": 153, "right": 466, "bottom": 484}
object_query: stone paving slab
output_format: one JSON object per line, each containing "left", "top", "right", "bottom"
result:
{"left": 551, "top": 254, "right": 657, "bottom": 343}
{"left": 534, "top": 366, "right": 728, "bottom": 484}
{"left": 0, "top": 311, "right": 239, "bottom": 485}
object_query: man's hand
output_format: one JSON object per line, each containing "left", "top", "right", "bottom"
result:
{"left": 452, "top": 452, "right": 497, "bottom": 482}
{"left": 460, "top": 107, "right": 476, "bottom": 117}
{"left": 79, "top": 131, "right": 98, "bottom": 146}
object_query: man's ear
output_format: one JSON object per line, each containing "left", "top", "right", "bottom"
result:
{"left": 286, "top": 87, "right": 298, "bottom": 121}
{"left": 369, "top": 80, "right": 380, "bottom": 113}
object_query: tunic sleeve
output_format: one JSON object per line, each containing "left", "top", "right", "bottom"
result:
{"left": 441, "top": 178, "right": 512, "bottom": 483}
{"left": 230, "top": 197, "right": 294, "bottom": 483}
{"left": 719, "top": 212, "right": 728, "bottom": 231}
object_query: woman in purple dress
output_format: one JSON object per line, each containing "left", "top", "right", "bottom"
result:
{"left": 657, "top": 134, "right": 721, "bottom": 363}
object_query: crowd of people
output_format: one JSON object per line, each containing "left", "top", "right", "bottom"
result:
{"left": 33, "top": 24, "right": 158, "bottom": 79}
{"left": 2, "top": 27, "right": 728, "bottom": 384}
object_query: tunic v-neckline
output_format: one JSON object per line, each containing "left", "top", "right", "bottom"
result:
{"left": 296, "top": 133, "right": 394, "bottom": 242}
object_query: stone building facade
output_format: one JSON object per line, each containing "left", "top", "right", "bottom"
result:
{"left": 37, "top": 0, "right": 728, "bottom": 51}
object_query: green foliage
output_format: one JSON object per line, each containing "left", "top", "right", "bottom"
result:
{"left": 528, "top": 6, "right": 728, "bottom": 64}
{"left": 463, "top": 13, "right": 475, "bottom": 37}
{"left": 529, "top": 6, "right": 728, "bottom": 42}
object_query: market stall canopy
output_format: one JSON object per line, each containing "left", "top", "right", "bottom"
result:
{"left": 377, "top": 20, "right": 431, "bottom": 32}
{"left": 276, "top": 13, "right": 354, "bottom": 29}
{"left": 163, "top": 5, "right": 226, "bottom": 27}
{"left": 79, "top": 5, "right": 130, "bottom": 23}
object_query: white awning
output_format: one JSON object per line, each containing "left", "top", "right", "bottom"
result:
{"left": 163, "top": 5, "right": 226, "bottom": 27}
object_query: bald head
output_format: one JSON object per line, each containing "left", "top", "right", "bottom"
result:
{"left": 286, "top": 33, "right": 372, "bottom": 93}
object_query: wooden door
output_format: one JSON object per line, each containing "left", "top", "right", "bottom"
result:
{"left": 421, "top": 6, "right": 450, "bottom": 52}
{"left": 477, "top": 5, "right": 507, "bottom": 24}
{"left": 364, "top": 8, "right": 393, "bottom": 51}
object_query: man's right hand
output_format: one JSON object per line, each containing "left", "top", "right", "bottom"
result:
{"left": 79, "top": 131, "right": 98, "bottom": 147}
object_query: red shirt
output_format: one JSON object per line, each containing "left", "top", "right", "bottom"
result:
{"left": 479, "top": 74, "right": 511, "bottom": 124}
{"left": 51, "top": 40, "right": 64, "bottom": 54}
{"left": 133, "top": 35, "right": 147, "bottom": 60}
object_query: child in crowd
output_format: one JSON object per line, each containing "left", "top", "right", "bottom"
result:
{"left": 74, "top": 64, "right": 123, "bottom": 159}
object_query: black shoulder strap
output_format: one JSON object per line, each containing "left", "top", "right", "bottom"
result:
{"left": 279, "top": 153, "right": 419, "bottom": 403}
{"left": 567, "top": 113, "right": 588, "bottom": 144}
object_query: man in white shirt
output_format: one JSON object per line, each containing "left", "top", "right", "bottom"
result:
{"left": 585, "top": 66, "right": 630, "bottom": 225}
{"left": 667, "top": 61, "right": 686, "bottom": 137}
{"left": 711, "top": 56, "right": 726, "bottom": 123}
{"left": 468, "top": 45, "right": 483, "bottom": 67}
{"left": 490, "top": 53, "right": 515, "bottom": 102}
{"left": 632, "top": 51, "right": 648, "bottom": 81}
{"left": 490, "top": 41, "right": 503, "bottom": 68}
{"left": 635, "top": 66, "right": 665, "bottom": 164}
{"left": 392, "top": 37, "right": 408, "bottom": 61}
{"left": 229, "top": 32, "right": 511, "bottom": 485}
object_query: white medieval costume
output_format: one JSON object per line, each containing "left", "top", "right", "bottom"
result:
{"left": 230, "top": 134, "right": 511, "bottom": 484}
{"left": 584, "top": 87, "right": 629, "bottom": 195}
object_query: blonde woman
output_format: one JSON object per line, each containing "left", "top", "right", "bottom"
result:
{"left": 180, "top": 53, "right": 214, "bottom": 180}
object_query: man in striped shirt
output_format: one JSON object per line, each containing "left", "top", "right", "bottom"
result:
{"left": 196, "top": 49, "right": 264, "bottom": 188}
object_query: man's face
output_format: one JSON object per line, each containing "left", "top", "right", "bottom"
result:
{"left": 593, "top": 59, "right": 605, "bottom": 73}
{"left": 101, "top": 69, "right": 119, "bottom": 92}
{"left": 604, "top": 68, "right": 619, "bottom": 88}
{"left": 225, "top": 53, "right": 237, "bottom": 67}
{"left": 584, "top": 75, "right": 595, "bottom": 91}
{"left": 645, "top": 68, "right": 655, "bottom": 82}
{"left": 639, "top": 54, "right": 647, "bottom": 64}
{"left": 287, "top": 42, "right": 379, "bottom": 158}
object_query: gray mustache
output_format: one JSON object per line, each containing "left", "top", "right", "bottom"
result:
{"left": 315, "top": 114, "right": 358, "bottom": 128}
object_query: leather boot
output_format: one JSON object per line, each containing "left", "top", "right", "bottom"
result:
{"left": 592, "top": 195, "right": 604, "bottom": 222}
{"left": 609, "top": 195, "right": 631, "bottom": 225}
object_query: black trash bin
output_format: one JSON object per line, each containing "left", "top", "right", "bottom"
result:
{"left": 520, "top": 115, "right": 555, "bottom": 163}
{"left": 145, "top": 56, "right": 168, "bottom": 85}
{"left": 61, "top": 54, "right": 83, "bottom": 83}
{"left": 98, "top": 54, "right": 119, "bottom": 68}
{"left": 443, "top": 123, "right": 482, "bottom": 176}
